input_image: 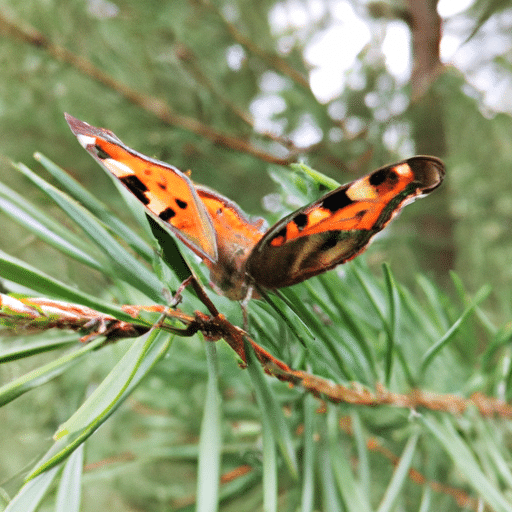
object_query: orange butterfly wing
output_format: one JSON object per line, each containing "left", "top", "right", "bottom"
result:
{"left": 66, "top": 114, "right": 445, "bottom": 300}
{"left": 246, "top": 157, "right": 445, "bottom": 290}
{"left": 65, "top": 114, "right": 217, "bottom": 262}
{"left": 195, "top": 186, "right": 265, "bottom": 299}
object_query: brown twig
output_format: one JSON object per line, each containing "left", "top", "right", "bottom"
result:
{"left": 0, "top": 295, "right": 147, "bottom": 341}
{"left": 0, "top": 11, "right": 297, "bottom": 166}
{"left": 365, "top": 435, "right": 478, "bottom": 510}
{"left": 3, "top": 292, "right": 512, "bottom": 420}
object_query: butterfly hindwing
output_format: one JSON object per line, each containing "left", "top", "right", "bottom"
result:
{"left": 246, "top": 156, "right": 445, "bottom": 290}
{"left": 195, "top": 186, "right": 265, "bottom": 299}
{"left": 65, "top": 113, "right": 217, "bottom": 262}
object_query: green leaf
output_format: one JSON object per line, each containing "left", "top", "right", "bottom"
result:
{"left": 300, "top": 393, "right": 317, "bottom": 512}
{"left": 352, "top": 263, "right": 390, "bottom": 335}
{"left": 327, "top": 406, "right": 371, "bottom": 512}
{"left": 261, "top": 407, "right": 278, "bottom": 512}
{"left": 351, "top": 411, "right": 370, "bottom": 489}
{"left": 0, "top": 336, "right": 104, "bottom": 407}
{"left": 14, "top": 162, "right": 166, "bottom": 303}
{"left": 27, "top": 329, "right": 173, "bottom": 480}
{"left": 317, "top": 441, "right": 344, "bottom": 512}
{"left": 317, "top": 275, "right": 377, "bottom": 382}
{"left": 383, "top": 263, "right": 400, "bottom": 385}
{"left": 146, "top": 214, "right": 193, "bottom": 284}
{"left": 4, "top": 465, "right": 60, "bottom": 512}
{"left": 0, "top": 181, "right": 103, "bottom": 270}
{"left": 55, "top": 443, "right": 83, "bottom": 512}
{"left": 55, "top": 328, "right": 167, "bottom": 438}
{"left": 196, "top": 342, "right": 222, "bottom": 512}
{"left": 422, "top": 416, "right": 512, "bottom": 512}
{"left": 253, "top": 288, "right": 314, "bottom": 348}
{"left": 481, "top": 321, "right": 512, "bottom": 370}
{"left": 245, "top": 338, "right": 298, "bottom": 479}
{"left": 0, "top": 250, "right": 133, "bottom": 321}
{"left": 0, "top": 334, "right": 78, "bottom": 363}
{"left": 416, "top": 274, "right": 450, "bottom": 332}
{"left": 420, "top": 284, "right": 491, "bottom": 375}
{"left": 290, "top": 162, "right": 340, "bottom": 190}
{"left": 34, "top": 153, "right": 153, "bottom": 262}
{"left": 376, "top": 432, "right": 419, "bottom": 512}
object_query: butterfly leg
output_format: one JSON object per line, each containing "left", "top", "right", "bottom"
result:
{"left": 189, "top": 276, "right": 220, "bottom": 317}
{"left": 167, "top": 274, "right": 219, "bottom": 315}
{"left": 168, "top": 275, "right": 195, "bottom": 308}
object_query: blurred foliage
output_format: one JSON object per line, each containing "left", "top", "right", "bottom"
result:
{"left": 1, "top": 0, "right": 512, "bottom": 510}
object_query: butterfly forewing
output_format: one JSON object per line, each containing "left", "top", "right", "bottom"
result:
{"left": 246, "top": 156, "right": 445, "bottom": 290}
{"left": 65, "top": 114, "right": 217, "bottom": 262}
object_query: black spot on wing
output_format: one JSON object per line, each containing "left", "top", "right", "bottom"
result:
{"left": 157, "top": 182, "right": 166, "bottom": 190}
{"left": 368, "top": 169, "right": 387, "bottom": 186}
{"left": 175, "top": 198, "right": 188, "bottom": 209}
{"left": 293, "top": 213, "right": 308, "bottom": 231}
{"left": 272, "top": 226, "right": 287, "bottom": 242}
{"left": 120, "top": 175, "right": 150, "bottom": 205}
{"left": 386, "top": 169, "right": 398, "bottom": 183}
{"left": 321, "top": 188, "right": 354, "bottom": 213}
{"left": 159, "top": 208, "right": 176, "bottom": 221}
{"left": 320, "top": 232, "right": 340, "bottom": 251}
{"left": 95, "top": 145, "right": 110, "bottom": 160}
{"left": 369, "top": 168, "right": 398, "bottom": 187}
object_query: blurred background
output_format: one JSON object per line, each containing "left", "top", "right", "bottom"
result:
{"left": 1, "top": 0, "right": 511, "bottom": 305}
{"left": 1, "top": 0, "right": 512, "bottom": 510}
{"left": 3, "top": 0, "right": 510, "bottom": 302}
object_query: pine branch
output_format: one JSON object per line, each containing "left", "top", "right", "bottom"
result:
{"left": 3, "top": 292, "right": 511, "bottom": 421}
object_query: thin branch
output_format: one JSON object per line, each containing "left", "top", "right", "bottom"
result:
{"left": 3, "top": 293, "right": 512, "bottom": 420}
{"left": 0, "top": 294, "right": 147, "bottom": 341}
{"left": 0, "top": 11, "right": 296, "bottom": 166}
{"left": 365, "top": 435, "right": 478, "bottom": 510}
{"left": 196, "top": 0, "right": 311, "bottom": 91}
{"left": 174, "top": 42, "right": 297, "bottom": 150}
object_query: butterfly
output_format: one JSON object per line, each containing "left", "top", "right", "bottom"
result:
{"left": 65, "top": 114, "right": 445, "bottom": 301}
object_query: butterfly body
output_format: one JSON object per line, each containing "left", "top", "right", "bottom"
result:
{"left": 195, "top": 185, "right": 266, "bottom": 298}
{"left": 65, "top": 114, "right": 445, "bottom": 301}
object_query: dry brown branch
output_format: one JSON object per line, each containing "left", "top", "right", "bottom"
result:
{"left": 365, "top": 436, "right": 478, "bottom": 510}
{"left": 0, "top": 295, "right": 147, "bottom": 341}
{"left": 2, "top": 292, "right": 512, "bottom": 421}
